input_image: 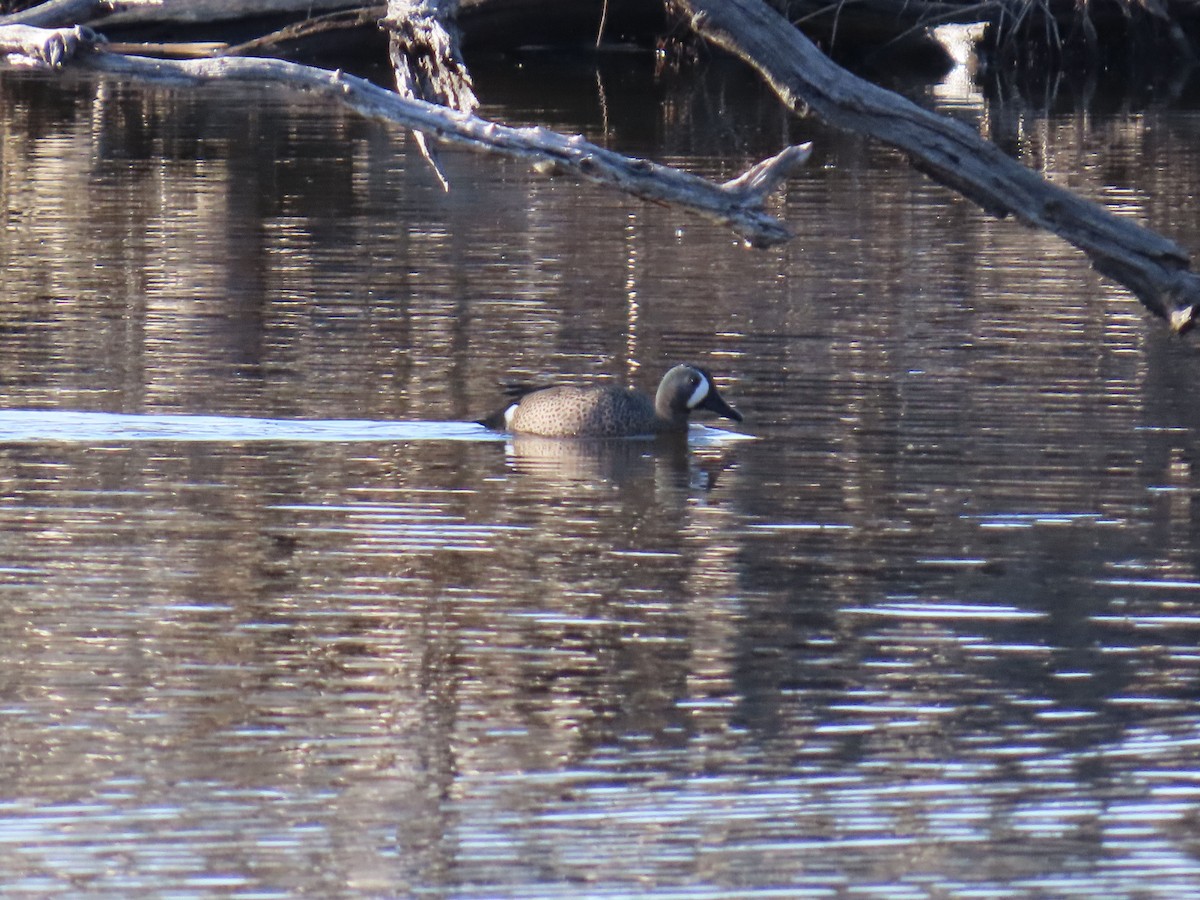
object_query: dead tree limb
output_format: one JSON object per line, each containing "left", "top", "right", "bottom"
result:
{"left": 1, "top": 0, "right": 371, "bottom": 28}
{"left": 0, "top": 25, "right": 810, "bottom": 247}
{"left": 384, "top": 0, "right": 474, "bottom": 113}
{"left": 0, "top": 0, "right": 108, "bottom": 27}
{"left": 0, "top": 21, "right": 91, "bottom": 63}
{"left": 89, "top": 1, "right": 367, "bottom": 27}
{"left": 383, "top": 0, "right": 477, "bottom": 190}
{"left": 676, "top": 0, "right": 1200, "bottom": 332}
{"left": 222, "top": 6, "right": 386, "bottom": 57}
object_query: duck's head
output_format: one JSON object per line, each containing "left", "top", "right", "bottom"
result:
{"left": 656, "top": 364, "right": 743, "bottom": 424}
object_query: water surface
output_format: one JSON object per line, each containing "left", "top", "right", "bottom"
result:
{"left": 2, "top": 52, "right": 1200, "bottom": 897}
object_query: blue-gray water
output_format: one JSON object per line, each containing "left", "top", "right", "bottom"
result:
{"left": 2, "top": 51, "right": 1200, "bottom": 897}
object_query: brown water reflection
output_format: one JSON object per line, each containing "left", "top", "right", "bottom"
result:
{"left": 2, "top": 54, "right": 1200, "bottom": 897}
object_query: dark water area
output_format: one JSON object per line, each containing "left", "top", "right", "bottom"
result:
{"left": 3, "top": 51, "right": 1200, "bottom": 897}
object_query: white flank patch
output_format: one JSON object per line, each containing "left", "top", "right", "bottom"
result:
{"left": 503, "top": 403, "right": 519, "bottom": 429}
{"left": 686, "top": 375, "right": 710, "bottom": 409}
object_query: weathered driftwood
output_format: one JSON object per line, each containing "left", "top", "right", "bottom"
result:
{"left": 0, "top": 0, "right": 106, "bottom": 27}
{"left": 0, "top": 21, "right": 90, "bottom": 63}
{"left": 0, "top": 25, "right": 810, "bottom": 247}
{"left": 384, "top": 0, "right": 474, "bottom": 112}
{"left": 676, "top": 0, "right": 1200, "bottom": 331}
{"left": 383, "top": 0, "right": 476, "bottom": 190}
{"left": 93, "top": 0, "right": 366, "bottom": 27}
{"left": 3, "top": 0, "right": 668, "bottom": 52}
{"left": 0, "top": 0, "right": 83, "bottom": 27}
{"left": 0, "top": 0, "right": 368, "bottom": 28}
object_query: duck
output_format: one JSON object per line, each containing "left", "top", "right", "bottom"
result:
{"left": 478, "top": 364, "right": 742, "bottom": 437}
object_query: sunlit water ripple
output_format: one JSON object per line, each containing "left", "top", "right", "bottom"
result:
{"left": 0, "top": 410, "right": 753, "bottom": 445}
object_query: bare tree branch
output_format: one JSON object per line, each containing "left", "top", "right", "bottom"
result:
{"left": 0, "top": 25, "right": 810, "bottom": 247}
{"left": 676, "top": 0, "right": 1200, "bottom": 332}
{"left": 0, "top": 21, "right": 91, "bottom": 64}
{"left": 383, "top": 0, "right": 477, "bottom": 190}
{"left": 0, "top": 0, "right": 108, "bottom": 28}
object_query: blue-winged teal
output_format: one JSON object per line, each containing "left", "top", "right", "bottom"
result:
{"left": 478, "top": 364, "right": 743, "bottom": 437}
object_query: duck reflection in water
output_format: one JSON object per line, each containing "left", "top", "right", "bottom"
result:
{"left": 502, "top": 432, "right": 741, "bottom": 493}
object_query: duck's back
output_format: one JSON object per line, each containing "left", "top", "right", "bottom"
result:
{"left": 507, "top": 386, "right": 663, "bottom": 437}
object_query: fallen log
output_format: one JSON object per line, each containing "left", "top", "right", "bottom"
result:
{"left": 384, "top": 0, "right": 473, "bottom": 113}
{"left": 0, "top": 0, "right": 663, "bottom": 54}
{"left": 0, "top": 24, "right": 811, "bottom": 247}
{"left": 0, "top": 20, "right": 88, "bottom": 63}
{"left": 383, "top": 0, "right": 476, "bottom": 189}
{"left": 86, "top": 0, "right": 365, "bottom": 27}
{"left": 0, "top": 0, "right": 105, "bottom": 28}
{"left": 676, "top": 0, "right": 1200, "bottom": 332}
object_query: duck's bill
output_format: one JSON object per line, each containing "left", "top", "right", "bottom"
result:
{"left": 699, "top": 390, "right": 743, "bottom": 423}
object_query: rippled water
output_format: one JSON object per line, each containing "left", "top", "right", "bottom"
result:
{"left": 3, "top": 52, "right": 1200, "bottom": 897}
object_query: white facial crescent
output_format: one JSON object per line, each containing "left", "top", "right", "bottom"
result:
{"left": 686, "top": 374, "right": 710, "bottom": 409}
